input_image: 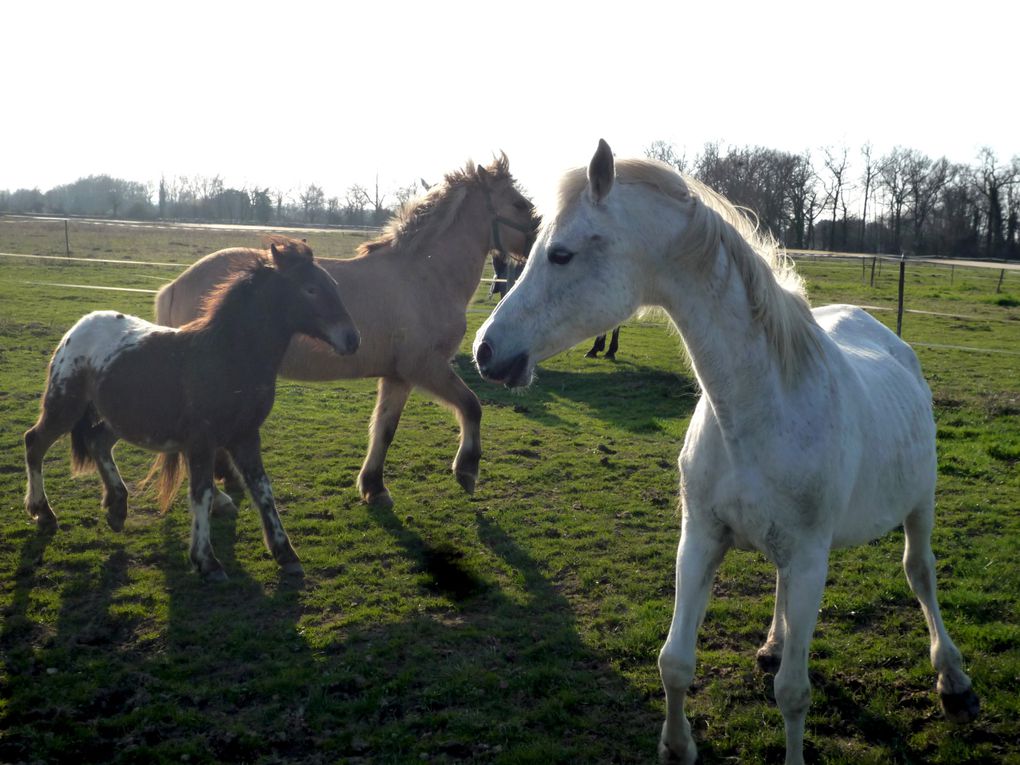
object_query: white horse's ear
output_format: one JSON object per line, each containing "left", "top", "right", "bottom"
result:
{"left": 588, "top": 138, "right": 615, "bottom": 203}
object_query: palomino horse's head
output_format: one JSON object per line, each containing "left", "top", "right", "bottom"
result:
{"left": 474, "top": 140, "right": 685, "bottom": 386}
{"left": 268, "top": 237, "right": 361, "bottom": 356}
{"left": 477, "top": 153, "right": 541, "bottom": 265}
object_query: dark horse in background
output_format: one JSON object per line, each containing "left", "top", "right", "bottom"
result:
{"left": 24, "top": 238, "right": 359, "bottom": 581}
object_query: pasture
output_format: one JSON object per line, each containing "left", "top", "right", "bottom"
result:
{"left": 1, "top": 218, "right": 1018, "bottom": 764}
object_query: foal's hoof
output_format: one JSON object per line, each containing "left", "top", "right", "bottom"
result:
{"left": 940, "top": 687, "right": 981, "bottom": 723}
{"left": 103, "top": 494, "right": 128, "bottom": 532}
{"left": 455, "top": 471, "right": 477, "bottom": 495}
{"left": 211, "top": 491, "right": 239, "bottom": 517}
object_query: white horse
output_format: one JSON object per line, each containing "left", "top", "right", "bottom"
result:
{"left": 473, "top": 140, "right": 979, "bottom": 764}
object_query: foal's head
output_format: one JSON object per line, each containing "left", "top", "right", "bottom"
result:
{"left": 267, "top": 237, "right": 360, "bottom": 355}
{"left": 475, "top": 153, "right": 542, "bottom": 263}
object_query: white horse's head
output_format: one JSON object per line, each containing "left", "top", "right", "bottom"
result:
{"left": 473, "top": 139, "right": 689, "bottom": 387}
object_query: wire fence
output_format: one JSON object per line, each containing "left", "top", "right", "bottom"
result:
{"left": 2, "top": 216, "right": 1017, "bottom": 356}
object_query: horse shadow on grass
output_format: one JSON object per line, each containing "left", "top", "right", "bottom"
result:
{"left": 453, "top": 354, "right": 699, "bottom": 435}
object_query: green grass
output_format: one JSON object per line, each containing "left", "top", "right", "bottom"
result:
{"left": 1, "top": 219, "right": 1018, "bottom": 763}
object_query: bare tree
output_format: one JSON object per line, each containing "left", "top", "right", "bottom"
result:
{"left": 821, "top": 145, "right": 850, "bottom": 250}
{"left": 645, "top": 140, "right": 688, "bottom": 172}
{"left": 299, "top": 183, "right": 325, "bottom": 222}
{"left": 879, "top": 147, "right": 912, "bottom": 253}
{"left": 974, "top": 147, "right": 1018, "bottom": 259}
{"left": 858, "top": 143, "right": 882, "bottom": 251}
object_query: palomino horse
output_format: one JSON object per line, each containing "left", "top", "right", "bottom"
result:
{"left": 156, "top": 155, "right": 537, "bottom": 508}
{"left": 25, "top": 238, "right": 360, "bottom": 582}
{"left": 474, "top": 141, "right": 979, "bottom": 765}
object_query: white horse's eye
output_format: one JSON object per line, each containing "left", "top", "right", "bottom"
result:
{"left": 547, "top": 245, "right": 575, "bottom": 265}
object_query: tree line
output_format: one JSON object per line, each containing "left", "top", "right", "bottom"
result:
{"left": 0, "top": 173, "right": 420, "bottom": 229}
{"left": 2, "top": 143, "right": 1018, "bottom": 259}
{"left": 647, "top": 141, "right": 1018, "bottom": 260}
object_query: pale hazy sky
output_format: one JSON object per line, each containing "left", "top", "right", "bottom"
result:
{"left": 6, "top": 0, "right": 1017, "bottom": 208}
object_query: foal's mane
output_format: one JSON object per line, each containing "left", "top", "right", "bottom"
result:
{"left": 559, "top": 159, "right": 819, "bottom": 380}
{"left": 357, "top": 154, "right": 513, "bottom": 256}
{"left": 186, "top": 259, "right": 275, "bottom": 334}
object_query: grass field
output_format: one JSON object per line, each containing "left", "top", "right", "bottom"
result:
{"left": 1, "top": 217, "right": 1018, "bottom": 764}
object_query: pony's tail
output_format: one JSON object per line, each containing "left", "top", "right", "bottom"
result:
{"left": 69, "top": 408, "right": 99, "bottom": 476}
{"left": 140, "top": 452, "right": 186, "bottom": 513}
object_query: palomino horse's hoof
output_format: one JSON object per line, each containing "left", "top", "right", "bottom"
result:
{"left": 940, "top": 687, "right": 980, "bottom": 723}
{"left": 455, "top": 471, "right": 477, "bottom": 495}
{"left": 280, "top": 561, "right": 305, "bottom": 577}
{"left": 29, "top": 504, "right": 58, "bottom": 532}
{"left": 364, "top": 490, "right": 394, "bottom": 511}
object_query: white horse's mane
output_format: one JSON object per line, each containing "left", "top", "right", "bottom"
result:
{"left": 558, "top": 158, "right": 819, "bottom": 381}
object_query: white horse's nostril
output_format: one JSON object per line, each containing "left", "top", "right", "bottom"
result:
{"left": 476, "top": 340, "right": 493, "bottom": 368}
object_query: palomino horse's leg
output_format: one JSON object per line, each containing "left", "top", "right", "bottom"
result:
{"left": 772, "top": 549, "right": 828, "bottom": 765}
{"left": 213, "top": 448, "right": 244, "bottom": 512}
{"left": 229, "top": 434, "right": 303, "bottom": 576}
{"left": 416, "top": 367, "right": 483, "bottom": 495}
{"left": 903, "top": 503, "right": 980, "bottom": 722}
{"left": 658, "top": 520, "right": 729, "bottom": 765}
{"left": 757, "top": 569, "right": 787, "bottom": 673}
{"left": 83, "top": 423, "right": 129, "bottom": 532}
{"left": 358, "top": 376, "right": 413, "bottom": 508}
{"left": 605, "top": 326, "right": 621, "bottom": 360}
{"left": 185, "top": 448, "right": 227, "bottom": 582}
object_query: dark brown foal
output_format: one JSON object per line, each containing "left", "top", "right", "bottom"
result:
{"left": 24, "top": 238, "right": 360, "bottom": 581}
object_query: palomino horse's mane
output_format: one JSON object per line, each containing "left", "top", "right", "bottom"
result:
{"left": 558, "top": 158, "right": 819, "bottom": 380}
{"left": 357, "top": 154, "right": 513, "bottom": 257}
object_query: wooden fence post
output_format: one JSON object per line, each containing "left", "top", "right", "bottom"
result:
{"left": 996, "top": 269, "right": 1005, "bottom": 294}
{"left": 896, "top": 254, "right": 906, "bottom": 337}
{"left": 65, "top": 219, "right": 70, "bottom": 257}
{"left": 870, "top": 256, "right": 877, "bottom": 287}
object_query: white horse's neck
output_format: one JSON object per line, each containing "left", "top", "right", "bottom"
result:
{"left": 657, "top": 241, "right": 786, "bottom": 436}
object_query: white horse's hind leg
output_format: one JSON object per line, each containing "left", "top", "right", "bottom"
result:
{"left": 756, "top": 569, "right": 787, "bottom": 673}
{"left": 658, "top": 521, "right": 729, "bottom": 764}
{"left": 773, "top": 550, "right": 828, "bottom": 765}
{"left": 903, "top": 504, "right": 980, "bottom": 722}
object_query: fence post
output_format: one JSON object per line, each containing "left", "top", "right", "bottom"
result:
{"left": 896, "top": 254, "right": 906, "bottom": 337}
{"left": 996, "top": 269, "right": 1005, "bottom": 294}
{"left": 64, "top": 219, "right": 70, "bottom": 257}
{"left": 950, "top": 264, "right": 955, "bottom": 286}
{"left": 870, "top": 256, "right": 877, "bottom": 287}
{"left": 861, "top": 256, "right": 866, "bottom": 283}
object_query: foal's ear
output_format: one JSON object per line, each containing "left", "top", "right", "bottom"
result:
{"left": 270, "top": 242, "right": 311, "bottom": 271}
{"left": 588, "top": 138, "right": 615, "bottom": 204}
{"left": 476, "top": 164, "right": 491, "bottom": 186}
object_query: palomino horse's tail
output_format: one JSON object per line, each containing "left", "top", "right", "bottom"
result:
{"left": 154, "top": 281, "right": 176, "bottom": 327}
{"left": 141, "top": 452, "right": 186, "bottom": 513}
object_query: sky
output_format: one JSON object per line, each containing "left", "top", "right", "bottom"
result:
{"left": 5, "top": 0, "right": 1018, "bottom": 210}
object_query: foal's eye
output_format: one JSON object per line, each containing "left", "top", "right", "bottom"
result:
{"left": 305, "top": 286, "right": 319, "bottom": 296}
{"left": 547, "top": 245, "right": 575, "bottom": 265}
{"left": 513, "top": 200, "right": 530, "bottom": 211}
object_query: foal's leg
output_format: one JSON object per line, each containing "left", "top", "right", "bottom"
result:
{"left": 585, "top": 334, "right": 607, "bottom": 358}
{"left": 83, "top": 423, "right": 128, "bottom": 532}
{"left": 229, "top": 434, "right": 303, "bottom": 576}
{"left": 24, "top": 396, "right": 89, "bottom": 530}
{"left": 358, "top": 376, "right": 413, "bottom": 508}
{"left": 658, "top": 518, "right": 729, "bottom": 765}
{"left": 213, "top": 449, "right": 243, "bottom": 513}
{"left": 185, "top": 449, "right": 227, "bottom": 582}
{"left": 757, "top": 569, "right": 787, "bottom": 673}
{"left": 416, "top": 367, "right": 483, "bottom": 495}
{"left": 772, "top": 549, "right": 829, "bottom": 765}
{"left": 903, "top": 503, "right": 979, "bottom": 722}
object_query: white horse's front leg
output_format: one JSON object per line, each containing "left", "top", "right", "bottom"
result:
{"left": 658, "top": 519, "right": 729, "bottom": 764}
{"left": 757, "top": 569, "right": 787, "bottom": 673}
{"left": 773, "top": 550, "right": 828, "bottom": 765}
